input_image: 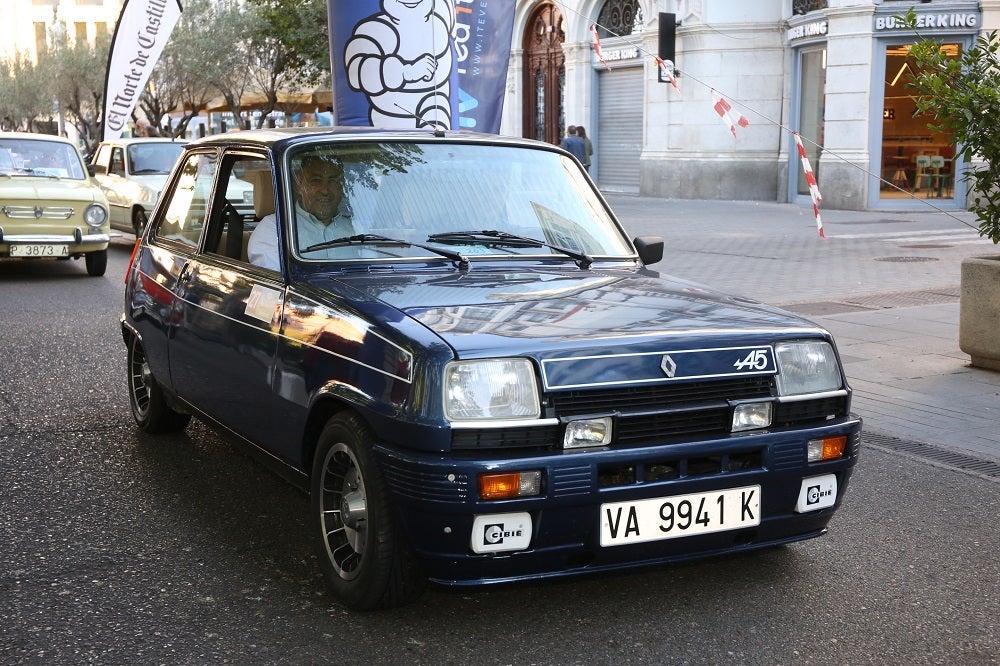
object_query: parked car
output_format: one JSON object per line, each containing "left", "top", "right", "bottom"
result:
{"left": 0, "top": 132, "right": 111, "bottom": 276}
{"left": 91, "top": 137, "right": 186, "bottom": 235}
{"left": 121, "top": 127, "right": 861, "bottom": 610}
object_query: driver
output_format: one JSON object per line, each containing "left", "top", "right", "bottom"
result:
{"left": 247, "top": 155, "right": 354, "bottom": 271}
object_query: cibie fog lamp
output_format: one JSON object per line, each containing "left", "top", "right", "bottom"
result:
{"left": 563, "top": 417, "right": 612, "bottom": 449}
{"left": 731, "top": 401, "right": 772, "bottom": 432}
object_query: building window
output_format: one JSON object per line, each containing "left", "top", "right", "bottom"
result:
{"left": 792, "top": 0, "right": 828, "bottom": 15}
{"left": 96, "top": 22, "right": 108, "bottom": 42}
{"left": 34, "top": 22, "right": 47, "bottom": 55}
{"left": 75, "top": 22, "right": 88, "bottom": 44}
{"left": 595, "top": 0, "right": 644, "bottom": 39}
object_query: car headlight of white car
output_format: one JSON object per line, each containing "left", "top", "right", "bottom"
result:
{"left": 443, "top": 358, "right": 541, "bottom": 421}
{"left": 774, "top": 340, "right": 843, "bottom": 397}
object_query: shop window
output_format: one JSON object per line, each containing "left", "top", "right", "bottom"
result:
{"left": 880, "top": 43, "right": 958, "bottom": 200}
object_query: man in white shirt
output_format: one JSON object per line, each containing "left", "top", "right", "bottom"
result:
{"left": 248, "top": 154, "right": 354, "bottom": 271}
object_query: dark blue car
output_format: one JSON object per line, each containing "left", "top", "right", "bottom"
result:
{"left": 121, "top": 128, "right": 861, "bottom": 610}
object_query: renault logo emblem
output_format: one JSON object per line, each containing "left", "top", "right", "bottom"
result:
{"left": 34, "top": 206, "right": 44, "bottom": 219}
{"left": 660, "top": 354, "right": 677, "bottom": 378}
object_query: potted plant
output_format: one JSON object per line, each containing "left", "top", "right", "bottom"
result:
{"left": 902, "top": 9, "right": 1000, "bottom": 370}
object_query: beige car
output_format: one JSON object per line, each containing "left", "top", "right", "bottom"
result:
{"left": 0, "top": 132, "right": 111, "bottom": 276}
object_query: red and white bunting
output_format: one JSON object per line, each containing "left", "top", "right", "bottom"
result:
{"left": 655, "top": 57, "right": 681, "bottom": 92}
{"left": 793, "top": 131, "right": 825, "bottom": 238}
{"left": 711, "top": 90, "right": 749, "bottom": 139}
{"left": 589, "top": 24, "right": 612, "bottom": 72}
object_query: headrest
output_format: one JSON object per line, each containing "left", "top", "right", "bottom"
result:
{"left": 244, "top": 169, "right": 275, "bottom": 218}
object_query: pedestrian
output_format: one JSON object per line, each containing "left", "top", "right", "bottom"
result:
{"left": 560, "top": 125, "right": 587, "bottom": 166}
{"left": 576, "top": 125, "right": 594, "bottom": 172}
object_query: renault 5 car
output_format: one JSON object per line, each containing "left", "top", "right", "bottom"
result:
{"left": 121, "top": 127, "right": 861, "bottom": 610}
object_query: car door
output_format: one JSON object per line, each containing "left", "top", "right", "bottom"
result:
{"left": 92, "top": 143, "right": 131, "bottom": 230}
{"left": 164, "top": 149, "right": 289, "bottom": 452}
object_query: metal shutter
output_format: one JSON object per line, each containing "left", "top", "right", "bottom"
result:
{"left": 596, "top": 66, "right": 643, "bottom": 192}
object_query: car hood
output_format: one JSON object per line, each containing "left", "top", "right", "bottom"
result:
{"left": 127, "top": 174, "right": 169, "bottom": 191}
{"left": 320, "top": 267, "right": 825, "bottom": 360}
{"left": 0, "top": 177, "right": 104, "bottom": 203}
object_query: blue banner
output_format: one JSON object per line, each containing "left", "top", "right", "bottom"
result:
{"left": 327, "top": 0, "right": 514, "bottom": 133}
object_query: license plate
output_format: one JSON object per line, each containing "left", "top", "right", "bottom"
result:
{"left": 600, "top": 485, "right": 761, "bottom": 547}
{"left": 10, "top": 244, "right": 69, "bottom": 257}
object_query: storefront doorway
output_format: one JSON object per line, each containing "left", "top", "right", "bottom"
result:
{"left": 877, "top": 42, "right": 959, "bottom": 203}
{"left": 795, "top": 46, "right": 826, "bottom": 199}
{"left": 522, "top": 3, "right": 565, "bottom": 145}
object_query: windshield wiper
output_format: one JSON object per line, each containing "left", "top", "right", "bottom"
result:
{"left": 426, "top": 230, "right": 593, "bottom": 268}
{"left": 302, "top": 233, "right": 469, "bottom": 268}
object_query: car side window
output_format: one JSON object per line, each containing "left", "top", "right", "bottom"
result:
{"left": 202, "top": 154, "right": 270, "bottom": 264}
{"left": 92, "top": 145, "right": 110, "bottom": 174}
{"left": 110, "top": 147, "right": 126, "bottom": 176}
{"left": 156, "top": 152, "right": 216, "bottom": 250}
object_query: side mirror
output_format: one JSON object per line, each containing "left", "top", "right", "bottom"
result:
{"left": 87, "top": 163, "right": 96, "bottom": 177}
{"left": 633, "top": 236, "right": 663, "bottom": 266}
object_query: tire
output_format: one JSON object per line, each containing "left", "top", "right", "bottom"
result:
{"left": 85, "top": 249, "right": 107, "bottom": 277}
{"left": 132, "top": 208, "right": 148, "bottom": 237}
{"left": 127, "top": 335, "right": 191, "bottom": 433}
{"left": 311, "top": 413, "right": 425, "bottom": 610}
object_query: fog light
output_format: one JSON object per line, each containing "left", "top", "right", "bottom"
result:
{"left": 563, "top": 417, "right": 612, "bottom": 449}
{"left": 807, "top": 435, "right": 847, "bottom": 462}
{"left": 732, "top": 402, "right": 772, "bottom": 432}
{"left": 479, "top": 470, "right": 541, "bottom": 500}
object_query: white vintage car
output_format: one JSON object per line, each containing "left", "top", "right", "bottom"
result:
{"left": 91, "top": 138, "right": 186, "bottom": 235}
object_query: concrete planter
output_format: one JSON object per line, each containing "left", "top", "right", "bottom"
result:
{"left": 959, "top": 255, "right": 1000, "bottom": 371}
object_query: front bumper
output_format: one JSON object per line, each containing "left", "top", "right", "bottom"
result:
{"left": 377, "top": 416, "right": 862, "bottom": 586}
{"left": 0, "top": 229, "right": 111, "bottom": 255}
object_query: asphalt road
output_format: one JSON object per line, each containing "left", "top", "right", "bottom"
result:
{"left": 1, "top": 233, "right": 997, "bottom": 665}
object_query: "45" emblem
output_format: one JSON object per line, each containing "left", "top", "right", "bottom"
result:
{"left": 733, "top": 348, "right": 771, "bottom": 371}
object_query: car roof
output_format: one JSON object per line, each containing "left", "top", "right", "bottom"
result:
{"left": 99, "top": 137, "right": 188, "bottom": 146}
{"left": 0, "top": 131, "right": 78, "bottom": 146}
{"left": 184, "top": 126, "right": 556, "bottom": 153}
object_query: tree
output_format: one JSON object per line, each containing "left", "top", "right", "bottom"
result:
{"left": 42, "top": 22, "right": 109, "bottom": 154}
{"left": 901, "top": 8, "right": 1000, "bottom": 243}
{"left": 244, "top": 0, "right": 330, "bottom": 128}
{"left": 139, "top": 0, "right": 229, "bottom": 138}
{"left": 0, "top": 52, "right": 49, "bottom": 132}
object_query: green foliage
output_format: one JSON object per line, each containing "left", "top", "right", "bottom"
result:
{"left": 900, "top": 7, "right": 1000, "bottom": 243}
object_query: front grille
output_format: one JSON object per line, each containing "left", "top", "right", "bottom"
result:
{"left": 2, "top": 205, "right": 75, "bottom": 220}
{"left": 551, "top": 376, "right": 773, "bottom": 415}
{"left": 450, "top": 376, "right": 850, "bottom": 453}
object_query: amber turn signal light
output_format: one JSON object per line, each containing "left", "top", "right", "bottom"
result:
{"left": 479, "top": 471, "right": 541, "bottom": 500}
{"left": 807, "top": 435, "right": 847, "bottom": 462}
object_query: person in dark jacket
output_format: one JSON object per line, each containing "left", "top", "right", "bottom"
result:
{"left": 576, "top": 125, "right": 594, "bottom": 172}
{"left": 560, "top": 125, "right": 587, "bottom": 165}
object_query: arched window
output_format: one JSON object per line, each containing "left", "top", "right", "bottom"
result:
{"left": 595, "top": 0, "right": 644, "bottom": 39}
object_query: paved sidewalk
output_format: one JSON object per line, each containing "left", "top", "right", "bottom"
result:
{"left": 606, "top": 195, "right": 1000, "bottom": 464}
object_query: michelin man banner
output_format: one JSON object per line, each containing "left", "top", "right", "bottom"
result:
{"left": 327, "top": 0, "right": 515, "bottom": 132}
{"left": 102, "top": 0, "right": 183, "bottom": 141}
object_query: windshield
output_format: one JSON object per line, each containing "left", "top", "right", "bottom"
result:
{"left": 127, "top": 142, "right": 184, "bottom": 175}
{"left": 0, "top": 138, "right": 87, "bottom": 179}
{"left": 285, "top": 142, "right": 633, "bottom": 264}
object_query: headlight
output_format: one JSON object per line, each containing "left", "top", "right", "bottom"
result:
{"left": 84, "top": 203, "right": 108, "bottom": 228}
{"left": 444, "top": 358, "right": 541, "bottom": 421}
{"left": 775, "top": 341, "right": 843, "bottom": 396}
